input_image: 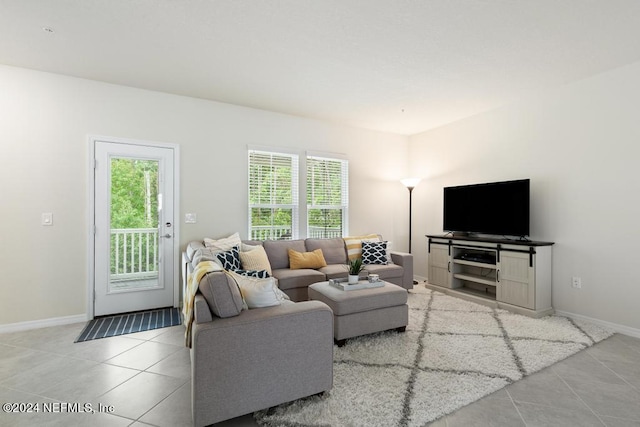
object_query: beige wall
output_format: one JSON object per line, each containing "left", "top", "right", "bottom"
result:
{"left": 0, "top": 65, "right": 409, "bottom": 326}
{"left": 409, "top": 60, "right": 640, "bottom": 331}
{"left": 4, "top": 58, "right": 640, "bottom": 334}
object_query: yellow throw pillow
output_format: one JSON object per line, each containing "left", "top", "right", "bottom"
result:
{"left": 239, "top": 245, "right": 272, "bottom": 275}
{"left": 288, "top": 248, "right": 328, "bottom": 269}
{"left": 343, "top": 234, "right": 381, "bottom": 260}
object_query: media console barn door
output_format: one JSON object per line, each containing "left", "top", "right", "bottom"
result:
{"left": 426, "top": 235, "right": 554, "bottom": 318}
{"left": 498, "top": 251, "right": 535, "bottom": 310}
{"left": 428, "top": 243, "right": 451, "bottom": 288}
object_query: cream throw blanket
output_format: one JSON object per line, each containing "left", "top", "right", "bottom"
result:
{"left": 183, "top": 260, "right": 222, "bottom": 347}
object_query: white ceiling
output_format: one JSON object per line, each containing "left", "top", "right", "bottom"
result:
{"left": 2, "top": 1, "right": 640, "bottom": 135}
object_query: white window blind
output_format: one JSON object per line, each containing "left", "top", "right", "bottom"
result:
{"left": 248, "top": 150, "right": 299, "bottom": 240}
{"left": 307, "top": 155, "right": 349, "bottom": 238}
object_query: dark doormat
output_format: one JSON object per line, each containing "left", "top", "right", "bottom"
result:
{"left": 75, "top": 307, "right": 182, "bottom": 343}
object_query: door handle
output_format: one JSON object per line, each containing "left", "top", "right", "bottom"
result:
{"left": 162, "top": 234, "right": 173, "bottom": 238}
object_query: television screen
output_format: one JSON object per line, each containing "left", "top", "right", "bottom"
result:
{"left": 443, "top": 179, "right": 530, "bottom": 237}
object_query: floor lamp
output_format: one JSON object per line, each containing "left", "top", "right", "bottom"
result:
{"left": 400, "top": 178, "right": 421, "bottom": 254}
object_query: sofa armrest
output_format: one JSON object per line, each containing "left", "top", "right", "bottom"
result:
{"left": 193, "top": 293, "right": 213, "bottom": 324}
{"left": 181, "top": 251, "right": 191, "bottom": 307}
{"left": 191, "top": 301, "right": 334, "bottom": 426}
{"left": 390, "top": 251, "right": 414, "bottom": 289}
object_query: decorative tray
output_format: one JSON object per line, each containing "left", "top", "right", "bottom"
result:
{"left": 329, "top": 279, "right": 385, "bottom": 291}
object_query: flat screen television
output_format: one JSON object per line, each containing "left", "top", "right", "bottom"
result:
{"left": 443, "top": 179, "right": 530, "bottom": 237}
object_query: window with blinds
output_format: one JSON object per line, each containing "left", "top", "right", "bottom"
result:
{"left": 248, "top": 150, "right": 299, "bottom": 240}
{"left": 307, "top": 155, "right": 349, "bottom": 238}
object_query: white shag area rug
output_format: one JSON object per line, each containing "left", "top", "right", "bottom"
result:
{"left": 255, "top": 284, "right": 613, "bottom": 427}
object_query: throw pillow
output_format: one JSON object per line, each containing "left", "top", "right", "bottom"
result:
{"left": 216, "top": 246, "right": 241, "bottom": 271}
{"left": 239, "top": 245, "right": 272, "bottom": 275}
{"left": 241, "top": 242, "right": 259, "bottom": 252}
{"left": 235, "top": 269, "right": 270, "bottom": 279}
{"left": 362, "top": 241, "right": 388, "bottom": 265}
{"left": 204, "top": 232, "right": 242, "bottom": 251}
{"left": 228, "top": 271, "right": 288, "bottom": 309}
{"left": 288, "top": 248, "right": 328, "bottom": 269}
{"left": 364, "top": 238, "right": 394, "bottom": 265}
{"left": 343, "top": 234, "right": 381, "bottom": 260}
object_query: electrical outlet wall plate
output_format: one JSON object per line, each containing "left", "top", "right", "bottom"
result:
{"left": 42, "top": 212, "right": 53, "bottom": 226}
{"left": 571, "top": 277, "right": 582, "bottom": 289}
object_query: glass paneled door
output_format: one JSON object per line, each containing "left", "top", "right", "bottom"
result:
{"left": 94, "top": 140, "right": 176, "bottom": 316}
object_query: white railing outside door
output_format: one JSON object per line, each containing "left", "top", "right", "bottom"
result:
{"left": 110, "top": 228, "right": 159, "bottom": 281}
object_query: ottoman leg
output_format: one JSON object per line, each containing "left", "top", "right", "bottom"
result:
{"left": 396, "top": 326, "right": 406, "bottom": 333}
{"left": 335, "top": 338, "right": 347, "bottom": 347}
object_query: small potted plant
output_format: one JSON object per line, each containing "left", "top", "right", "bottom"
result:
{"left": 348, "top": 258, "right": 363, "bottom": 284}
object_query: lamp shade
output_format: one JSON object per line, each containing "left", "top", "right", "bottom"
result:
{"left": 401, "top": 178, "right": 421, "bottom": 189}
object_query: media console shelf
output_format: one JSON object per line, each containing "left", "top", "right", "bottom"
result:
{"left": 426, "top": 235, "right": 554, "bottom": 318}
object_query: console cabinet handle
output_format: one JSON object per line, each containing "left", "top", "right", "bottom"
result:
{"left": 448, "top": 261, "right": 451, "bottom": 273}
{"left": 497, "top": 269, "right": 500, "bottom": 283}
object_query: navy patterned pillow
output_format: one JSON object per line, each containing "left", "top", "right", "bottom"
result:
{"left": 216, "top": 246, "right": 241, "bottom": 271}
{"left": 234, "top": 269, "right": 270, "bottom": 279}
{"left": 362, "top": 241, "right": 388, "bottom": 265}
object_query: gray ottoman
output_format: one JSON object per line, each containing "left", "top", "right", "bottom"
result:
{"left": 308, "top": 281, "right": 408, "bottom": 346}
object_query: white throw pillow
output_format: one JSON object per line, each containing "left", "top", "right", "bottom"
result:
{"left": 229, "top": 271, "right": 289, "bottom": 309}
{"left": 204, "top": 232, "right": 242, "bottom": 251}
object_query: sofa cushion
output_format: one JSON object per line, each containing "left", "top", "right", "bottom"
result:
{"left": 239, "top": 245, "right": 272, "bottom": 275}
{"left": 198, "top": 272, "right": 244, "bottom": 318}
{"left": 242, "top": 239, "right": 264, "bottom": 247}
{"left": 271, "top": 268, "right": 326, "bottom": 291}
{"left": 343, "top": 234, "right": 381, "bottom": 260}
{"left": 263, "top": 239, "right": 307, "bottom": 269}
{"left": 318, "top": 264, "right": 349, "bottom": 280}
{"left": 361, "top": 263, "right": 404, "bottom": 280}
{"left": 305, "top": 237, "right": 347, "bottom": 265}
{"left": 362, "top": 241, "right": 388, "bottom": 265}
{"left": 288, "top": 248, "right": 328, "bottom": 269}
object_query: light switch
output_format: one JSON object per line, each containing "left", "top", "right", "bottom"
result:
{"left": 185, "top": 213, "right": 197, "bottom": 224}
{"left": 42, "top": 213, "right": 53, "bottom": 226}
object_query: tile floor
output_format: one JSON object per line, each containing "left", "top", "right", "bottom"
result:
{"left": 1, "top": 322, "right": 639, "bottom": 426}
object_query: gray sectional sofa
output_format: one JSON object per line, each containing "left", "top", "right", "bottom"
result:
{"left": 185, "top": 236, "right": 414, "bottom": 302}
{"left": 183, "top": 235, "right": 413, "bottom": 425}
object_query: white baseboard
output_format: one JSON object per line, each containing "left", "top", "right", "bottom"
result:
{"left": 556, "top": 310, "right": 640, "bottom": 339}
{"left": 3, "top": 308, "right": 636, "bottom": 341}
{"left": 0, "top": 314, "right": 88, "bottom": 335}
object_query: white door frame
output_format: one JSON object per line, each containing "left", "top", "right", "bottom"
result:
{"left": 87, "top": 135, "right": 180, "bottom": 319}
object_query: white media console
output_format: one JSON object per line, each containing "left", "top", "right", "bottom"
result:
{"left": 426, "top": 235, "right": 555, "bottom": 318}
